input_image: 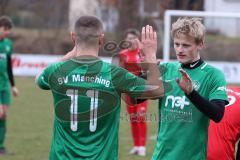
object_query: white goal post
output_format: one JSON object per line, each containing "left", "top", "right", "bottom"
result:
{"left": 163, "top": 10, "right": 240, "bottom": 62}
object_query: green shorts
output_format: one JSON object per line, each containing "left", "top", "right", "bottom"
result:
{"left": 0, "top": 89, "right": 11, "bottom": 106}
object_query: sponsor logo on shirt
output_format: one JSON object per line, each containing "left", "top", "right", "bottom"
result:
{"left": 57, "top": 74, "right": 111, "bottom": 88}
{"left": 190, "top": 61, "right": 199, "bottom": 68}
{"left": 165, "top": 95, "right": 190, "bottom": 109}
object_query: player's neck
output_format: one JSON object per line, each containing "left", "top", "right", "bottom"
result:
{"left": 73, "top": 45, "right": 99, "bottom": 57}
{"left": 181, "top": 58, "right": 203, "bottom": 69}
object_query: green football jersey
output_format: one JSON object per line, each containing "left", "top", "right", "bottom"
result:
{"left": 37, "top": 56, "right": 145, "bottom": 160}
{"left": 0, "top": 38, "right": 12, "bottom": 90}
{"left": 152, "top": 62, "right": 228, "bottom": 160}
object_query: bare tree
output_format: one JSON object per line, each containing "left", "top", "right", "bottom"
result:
{"left": 0, "top": 0, "right": 9, "bottom": 15}
{"left": 159, "top": 0, "right": 204, "bottom": 19}
{"left": 118, "top": 0, "right": 141, "bottom": 32}
{"left": 31, "top": 0, "right": 69, "bottom": 53}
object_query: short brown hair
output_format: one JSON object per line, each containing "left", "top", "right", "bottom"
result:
{"left": 124, "top": 28, "right": 140, "bottom": 39}
{"left": 171, "top": 17, "right": 205, "bottom": 44}
{"left": 74, "top": 16, "right": 103, "bottom": 45}
{"left": 0, "top": 16, "right": 13, "bottom": 29}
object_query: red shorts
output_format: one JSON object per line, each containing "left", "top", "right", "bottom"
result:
{"left": 125, "top": 95, "right": 147, "bottom": 114}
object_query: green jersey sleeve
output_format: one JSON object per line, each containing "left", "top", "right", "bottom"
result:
{"left": 111, "top": 66, "right": 145, "bottom": 97}
{"left": 159, "top": 62, "right": 174, "bottom": 95}
{"left": 4, "top": 39, "right": 13, "bottom": 56}
{"left": 37, "top": 63, "right": 59, "bottom": 90}
{"left": 208, "top": 69, "right": 228, "bottom": 102}
{"left": 37, "top": 68, "right": 51, "bottom": 90}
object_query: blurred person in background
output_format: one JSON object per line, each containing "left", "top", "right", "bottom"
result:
{"left": 0, "top": 16, "right": 19, "bottom": 155}
{"left": 208, "top": 86, "right": 240, "bottom": 160}
{"left": 118, "top": 29, "right": 148, "bottom": 156}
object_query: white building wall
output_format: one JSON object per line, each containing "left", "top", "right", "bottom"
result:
{"left": 69, "top": 0, "right": 99, "bottom": 31}
{"left": 204, "top": 0, "right": 240, "bottom": 37}
{"left": 69, "top": 0, "right": 119, "bottom": 32}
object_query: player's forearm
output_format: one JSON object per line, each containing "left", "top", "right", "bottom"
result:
{"left": 138, "top": 25, "right": 163, "bottom": 98}
{"left": 140, "top": 62, "right": 164, "bottom": 98}
{"left": 186, "top": 90, "right": 225, "bottom": 122}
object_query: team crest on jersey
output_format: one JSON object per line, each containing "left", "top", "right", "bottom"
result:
{"left": 192, "top": 80, "right": 200, "bottom": 91}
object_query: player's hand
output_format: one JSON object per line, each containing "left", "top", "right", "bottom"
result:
{"left": 12, "top": 86, "right": 19, "bottom": 97}
{"left": 141, "top": 25, "right": 157, "bottom": 63}
{"left": 176, "top": 69, "right": 193, "bottom": 95}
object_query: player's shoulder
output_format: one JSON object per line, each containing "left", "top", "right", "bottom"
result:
{"left": 159, "top": 61, "right": 179, "bottom": 69}
{"left": 3, "top": 38, "right": 13, "bottom": 54}
{"left": 119, "top": 49, "right": 128, "bottom": 54}
{"left": 119, "top": 49, "right": 129, "bottom": 56}
{"left": 200, "top": 62, "right": 224, "bottom": 76}
{"left": 159, "top": 61, "right": 180, "bottom": 78}
{"left": 44, "top": 61, "right": 64, "bottom": 73}
{"left": 100, "top": 60, "right": 115, "bottom": 72}
{"left": 109, "top": 61, "right": 133, "bottom": 76}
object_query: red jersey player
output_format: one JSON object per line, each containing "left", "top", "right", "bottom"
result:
{"left": 208, "top": 86, "right": 240, "bottom": 160}
{"left": 119, "top": 29, "right": 148, "bottom": 156}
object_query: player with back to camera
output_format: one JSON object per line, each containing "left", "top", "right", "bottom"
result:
{"left": 36, "top": 15, "right": 164, "bottom": 159}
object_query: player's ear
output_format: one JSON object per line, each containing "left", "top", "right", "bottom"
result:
{"left": 98, "top": 33, "right": 104, "bottom": 46}
{"left": 70, "top": 31, "right": 76, "bottom": 45}
{"left": 197, "top": 40, "right": 204, "bottom": 50}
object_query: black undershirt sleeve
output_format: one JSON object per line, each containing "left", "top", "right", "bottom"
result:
{"left": 186, "top": 90, "right": 226, "bottom": 123}
{"left": 7, "top": 55, "right": 15, "bottom": 87}
{"left": 237, "top": 141, "right": 240, "bottom": 160}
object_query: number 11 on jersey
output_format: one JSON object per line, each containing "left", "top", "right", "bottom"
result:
{"left": 87, "top": 90, "right": 99, "bottom": 132}
{"left": 67, "top": 89, "right": 78, "bottom": 131}
{"left": 67, "top": 89, "right": 99, "bottom": 132}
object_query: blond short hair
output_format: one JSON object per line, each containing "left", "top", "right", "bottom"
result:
{"left": 171, "top": 17, "right": 206, "bottom": 44}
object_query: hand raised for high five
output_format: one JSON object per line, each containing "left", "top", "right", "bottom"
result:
{"left": 176, "top": 69, "right": 193, "bottom": 95}
{"left": 140, "top": 25, "right": 157, "bottom": 63}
